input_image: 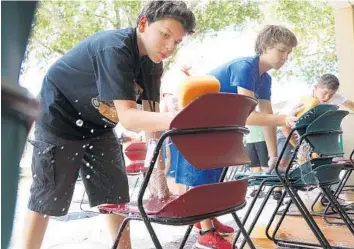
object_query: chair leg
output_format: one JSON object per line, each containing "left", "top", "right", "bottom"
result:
{"left": 232, "top": 213, "right": 256, "bottom": 249}
{"left": 130, "top": 176, "right": 140, "bottom": 198}
{"left": 266, "top": 190, "right": 290, "bottom": 242}
{"left": 323, "top": 170, "right": 353, "bottom": 225}
{"left": 179, "top": 224, "right": 193, "bottom": 249}
{"left": 322, "top": 187, "right": 354, "bottom": 234}
{"left": 280, "top": 185, "right": 332, "bottom": 249}
{"left": 334, "top": 169, "right": 351, "bottom": 198}
{"left": 311, "top": 192, "right": 323, "bottom": 213}
{"left": 79, "top": 190, "right": 101, "bottom": 215}
{"left": 267, "top": 191, "right": 325, "bottom": 249}
{"left": 111, "top": 217, "right": 132, "bottom": 249}
{"left": 231, "top": 167, "right": 239, "bottom": 180}
{"left": 272, "top": 190, "right": 353, "bottom": 249}
{"left": 233, "top": 180, "right": 271, "bottom": 244}
{"left": 326, "top": 170, "right": 352, "bottom": 213}
{"left": 143, "top": 218, "right": 163, "bottom": 249}
{"left": 238, "top": 185, "right": 276, "bottom": 249}
{"left": 79, "top": 190, "right": 87, "bottom": 212}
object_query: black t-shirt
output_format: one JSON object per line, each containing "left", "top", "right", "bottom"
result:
{"left": 38, "top": 28, "right": 162, "bottom": 139}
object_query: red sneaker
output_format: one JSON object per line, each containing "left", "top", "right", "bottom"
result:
{"left": 211, "top": 218, "right": 235, "bottom": 235}
{"left": 196, "top": 232, "right": 233, "bottom": 249}
{"left": 195, "top": 218, "right": 235, "bottom": 235}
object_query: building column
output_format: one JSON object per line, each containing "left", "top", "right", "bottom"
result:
{"left": 334, "top": 4, "right": 354, "bottom": 184}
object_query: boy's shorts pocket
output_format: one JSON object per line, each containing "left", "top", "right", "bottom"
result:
{"left": 30, "top": 140, "right": 56, "bottom": 188}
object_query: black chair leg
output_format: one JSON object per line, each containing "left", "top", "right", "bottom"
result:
{"left": 233, "top": 179, "right": 274, "bottom": 244}
{"left": 322, "top": 187, "right": 354, "bottom": 234}
{"left": 266, "top": 190, "right": 290, "bottom": 242}
{"left": 130, "top": 176, "right": 140, "bottom": 198}
{"left": 179, "top": 224, "right": 193, "bottom": 249}
{"left": 111, "top": 217, "right": 132, "bottom": 249}
{"left": 311, "top": 191, "right": 323, "bottom": 213}
{"left": 272, "top": 188, "right": 354, "bottom": 249}
{"left": 232, "top": 213, "right": 256, "bottom": 249}
{"left": 323, "top": 170, "right": 354, "bottom": 225}
{"left": 280, "top": 185, "right": 332, "bottom": 249}
{"left": 143, "top": 218, "right": 163, "bottom": 249}
{"left": 238, "top": 186, "right": 276, "bottom": 249}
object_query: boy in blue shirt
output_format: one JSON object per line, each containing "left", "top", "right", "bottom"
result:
{"left": 209, "top": 25, "right": 299, "bottom": 201}
{"left": 163, "top": 26, "right": 299, "bottom": 249}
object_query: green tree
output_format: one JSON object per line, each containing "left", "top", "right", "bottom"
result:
{"left": 266, "top": 0, "right": 337, "bottom": 84}
{"left": 24, "top": 0, "right": 261, "bottom": 72}
{"left": 164, "top": 0, "right": 261, "bottom": 68}
{"left": 24, "top": 1, "right": 142, "bottom": 71}
{"left": 25, "top": 0, "right": 337, "bottom": 85}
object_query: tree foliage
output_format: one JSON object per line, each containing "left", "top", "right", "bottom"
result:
{"left": 25, "top": 1, "right": 142, "bottom": 70}
{"left": 25, "top": 0, "right": 338, "bottom": 84}
{"left": 24, "top": 0, "right": 261, "bottom": 71}
{"left": 266, "top": 0, "right": 337, "bottom": 83}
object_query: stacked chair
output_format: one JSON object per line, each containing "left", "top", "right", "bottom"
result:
{"left": 234, "top": 104, "right": 353, "bottom": 249}
{"left": 124, "top": 142, "right": 148, "bottom": 198}
{"left": 311, "top": 149, "right": 354, "bottom": 226}
{"left": 98, "top": 76, "right": 259, "bottom": 249}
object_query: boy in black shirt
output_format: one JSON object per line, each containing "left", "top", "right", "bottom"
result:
{"left": 24, "top": 2, "right": 196, "bottom": 249}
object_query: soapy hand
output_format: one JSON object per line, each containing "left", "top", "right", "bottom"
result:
{"left": 266, "top": 156, "right": 279, "bottom": 174}
{"left": 148, "top": 168, "right": 170, "bottom": 199}
{"left": 285, "top": 103, "right": 304, "bottom": 128}
{"left": 145, "top": 139, "right": 170, "bottom": 199}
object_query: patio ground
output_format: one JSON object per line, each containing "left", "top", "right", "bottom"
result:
{"left": 8, "top": 174, "right": 354, "bottom": 249}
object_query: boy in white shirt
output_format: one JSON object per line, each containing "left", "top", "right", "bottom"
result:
{"left": 307, "top": 74, "right": 352, "bottom": 108}
{"left": 275, "top": 73, "right": 353, "bottom": 201}
{"left": 277, "top": 73, "right": 353, "bottom": 177}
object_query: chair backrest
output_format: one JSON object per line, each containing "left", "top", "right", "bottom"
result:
{"left": 290, "top": 157, "right": 331, "bottom": 180}
{"left": 125, "top": 142, "right": 147, "bottom": 161}
{"left": 290, "top": 161, "right": 344, "bottom": 186}
{"left": 295, "top": 104, "right": 338, "bottom": 136}
{"left": 305, "top": 110, "right": 348, "bottom": 156}
{"left": 289, "top": 110, "right": 349, "bottom": 186}
{"left": 170, "top": 93, "right": 257, "bottom": 169}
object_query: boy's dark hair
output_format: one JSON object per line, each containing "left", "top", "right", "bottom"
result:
{"left": 255, "top": 25, "right": 298, "bottom": 55}
{"left": 318, "top": 74, "right": 340, "bottom": 91}
{"left": 137, "top": 1, "right": 196, "bottom": 34}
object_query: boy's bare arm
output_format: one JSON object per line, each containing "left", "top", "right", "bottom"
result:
{"left": 160, "top": 98, "right": 173, "bottom": 174}
{"left": 258, "top": 100, "right": 278, "bottom": 158}
{"left": 342, "top": 100, "right": 354, "bottom": 112}
{"left": 281, "top": 126, "right": 297, "bottom": 147}
{"left": 114, "top": 99, "right": 173, "bottom": 133}
{"left": 280, "top": 101, "right": 305, "bottom": 147}
{"left": 164, "top": 137, "right": 171, "bottom": 174}
{"left": 237, "top": 87, "right": 288, "bottom": 127}
{"left": 141, "top": 100, "right": 165, "bottom": 171}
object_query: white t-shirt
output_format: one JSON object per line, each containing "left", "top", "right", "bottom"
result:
{"left": 279, "top": 86, "right": 347, "bottom": 115}
{"left": 306, "top": 87, "right": 347, "bottom": 105}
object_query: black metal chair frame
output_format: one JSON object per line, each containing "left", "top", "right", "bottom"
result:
{"left": 311, "top": 149, "right": 354, "bottom": 226}
{"left": 234, "top": 112, "right": 354, "bottom": 249}
{"left": 111, "top": 126, "right": 256, "bottom": 249}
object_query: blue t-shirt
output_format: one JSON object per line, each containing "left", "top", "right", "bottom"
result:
{"left": 38, "top": 28, "right": 162, "bottom": 139}
{"left": 209, "top": 56, "right": 272, "bottom": 100}
{"left": 166, "top": 142, "right": 223, "bottom": 186}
